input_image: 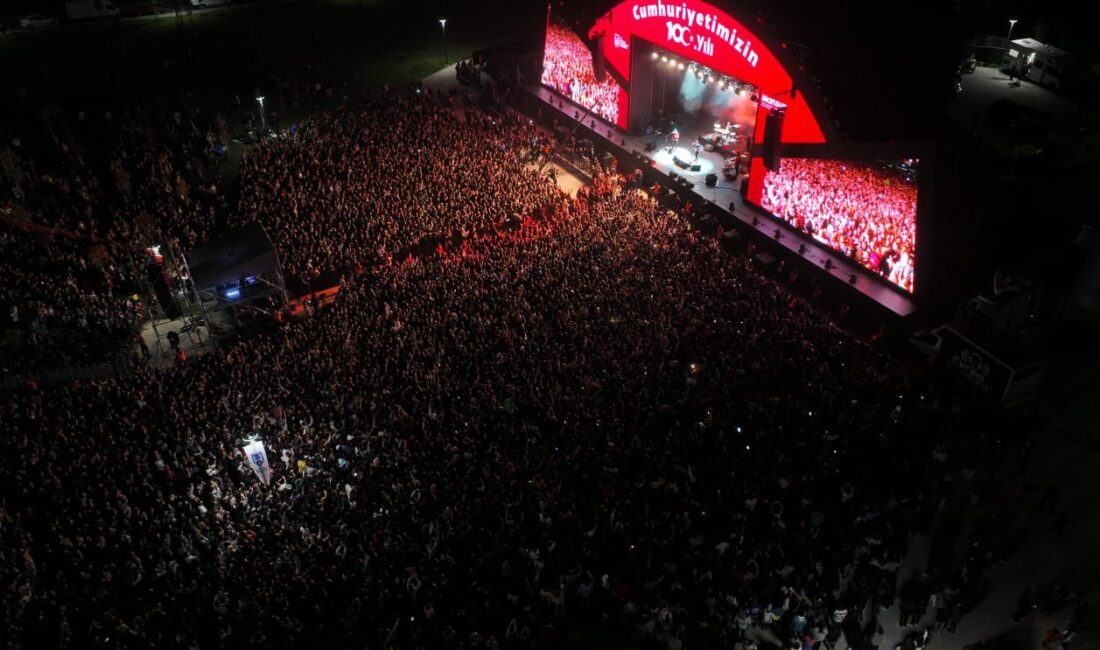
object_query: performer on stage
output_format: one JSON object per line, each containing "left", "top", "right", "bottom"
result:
{"left": 670, "top": 128, "right": 680, "bottom": 145}
{"left": 693, "top": 141, "right": 702, "bottom": 161}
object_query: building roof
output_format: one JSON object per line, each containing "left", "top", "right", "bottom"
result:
{"left": 1011, "top": 38, "right": 1071, "bottom": 59}
{"left": 186, "top": 223, "right": 279, "bottom": 291}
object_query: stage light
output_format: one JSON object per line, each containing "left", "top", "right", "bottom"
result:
{"left": 661, "top": 55, "right": 669, "bottom": 63}
{"left": 678, "top": 62, "right": 685, "bottom": 69}
{"left": 737, "top": 87, "right": 746, "bottom": 96}
{"left": 707, "top": 75, "right": 714, "bottom": 83}
{"left": 652, "top": 51, "right": 659, "bottom": 59}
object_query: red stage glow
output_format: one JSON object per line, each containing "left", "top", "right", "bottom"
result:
{"left": 588, "top": 0, "right": 827, "bottom": 144}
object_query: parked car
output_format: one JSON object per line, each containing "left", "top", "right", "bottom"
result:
{"left": 20, "top": 14, "right": 58, "bottom": 28}
{"left": 64, "top": 1, "right": 121, "bottom": 20}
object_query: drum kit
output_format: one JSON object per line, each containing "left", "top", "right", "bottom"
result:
{"left": 712, "top": 120, "right": 740, "bottom": 145}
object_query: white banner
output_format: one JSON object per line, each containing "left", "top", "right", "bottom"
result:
{"left": 242, "top": 439, "right": 271, "bottom": 486}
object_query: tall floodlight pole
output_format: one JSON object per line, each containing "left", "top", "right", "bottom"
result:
{"left": 256, "top": 96, "right": 266, "bottom": 131}
{"left": 1005, "top": 19, "right": 1018, "bottom": 54}
{"left": 439, "top": 19, "right": 448, "bottom": 68}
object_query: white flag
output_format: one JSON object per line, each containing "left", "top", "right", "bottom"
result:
{"left": 243, "top": 440, "right": 271, "bottom": 486}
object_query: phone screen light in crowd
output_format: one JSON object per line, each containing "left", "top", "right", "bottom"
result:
{"left": 225, "top": 287, "right": 241, "bottom": 300}
{"left": 737, "top": 426, "right": 742, "bottom": 433}
{"left": 745, "top": 445, "right": 751, "bottom": 451}
{"left": 245, "top": 275, "right": 257, "bottom": 285}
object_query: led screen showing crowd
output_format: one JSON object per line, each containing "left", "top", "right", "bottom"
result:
{"left": 541, "top": 20, "right": 628, "bottom": 129}
{"left": 760, "top": 158, "right": 918, "bottom": 293}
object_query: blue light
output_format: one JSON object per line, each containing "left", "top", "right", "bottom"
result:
{"left": 225, "top": 288, "right": 241, "bottom": 300}
{"left": 245, "top": 276, "right": 257, "bottom": 285}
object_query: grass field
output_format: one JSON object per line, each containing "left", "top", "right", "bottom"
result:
{"left": 0, "top": 0, "right": 541, "bottom": 100}
{"left": 0, "top": 0, "right": 543, "bottom": 182}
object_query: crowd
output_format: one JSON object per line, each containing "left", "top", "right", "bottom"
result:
{"left": 3, "top": 96, "right": 960, "bottom": 645}
{"left": 0, "top": 79, "right": 1070, "bottom": 650}
{"left": 0, "top": 222, "right": 137, "bottom": 374}
{"left": 759, "top": 159, "right": 918, "bottom": 293}
{"left": 0, "top": 92, "right": 236, "bottom": 375}
{"left": 540, "top": 24, "right": 624, "bottom": 128}
{"left": 236, "top": 95, "right": 561, "bottom": 287}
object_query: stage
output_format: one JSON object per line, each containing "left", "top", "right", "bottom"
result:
{"left": 525, "top": 84, "right": 918, "bottom": 318}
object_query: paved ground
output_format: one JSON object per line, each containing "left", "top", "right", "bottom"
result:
{"left": 138, "top": 316, "right": 214, "bottom": 368}
{"left": 948, "top": 64, "right": 1095, "bottom": 133}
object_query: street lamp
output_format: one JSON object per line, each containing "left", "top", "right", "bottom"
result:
{"left": 1005, "top": 19, "right": 1018, "bottom": 52}
{"left": 256, "top": 96, "right": 266, "bottom": 131}
{"left": 439, "top": 18, "right": 447, "bottom": 67}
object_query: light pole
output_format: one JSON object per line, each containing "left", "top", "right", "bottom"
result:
{"left": 256, "top": 96, "right": 266, "bottom": 131}
{"left": 1005, "top": 19, "right": 1018, "bottom": 54}
{"left": 439, "top": 18, "right": 447, "bottom": 68}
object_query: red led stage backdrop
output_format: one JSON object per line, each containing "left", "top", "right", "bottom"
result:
{"left": 588, "top": 0, "right": 828, "bottom": 143}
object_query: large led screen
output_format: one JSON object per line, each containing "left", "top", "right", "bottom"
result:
{"left": 541, "top": 21, "right": 629, "bottom": 129}
{"left": 760, "top": 158, "right": 918, "bottom": 293}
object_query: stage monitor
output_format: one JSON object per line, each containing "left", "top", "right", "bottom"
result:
{"left": 541, "top": 12, "right": 629, "bottom": 129}
{"left": 750, "top": 154, "right": 922, "bottom": 294}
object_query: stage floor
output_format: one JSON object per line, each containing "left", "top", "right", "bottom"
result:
{"left": 527, "top": 85, "right": 918, "bottom": 318}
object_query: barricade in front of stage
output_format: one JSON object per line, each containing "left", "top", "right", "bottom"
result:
{"left": 512, "top": 87, "right": 916, "bottom": 331}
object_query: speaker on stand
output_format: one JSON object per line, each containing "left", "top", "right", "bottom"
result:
{"left": 145, "top": 263, "right": 182, "bottom": 320}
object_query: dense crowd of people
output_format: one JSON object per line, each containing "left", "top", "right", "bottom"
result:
{"left": 540, "top": 24, "right": 624, "bottom": 128}
{"left": 760, "top": 159, "right": 918, "bottom": 293}
{"left": 0, "top": 92, "right": 237, "bottom": 374}
{"left": 2, "top": 164, "right": 955, "bottom": 647}
{"left": 236, "top": 96, "right": 561, "bottom": 287}
{"left": 0, "top": 73, "right": 1078, "bottom": 650}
